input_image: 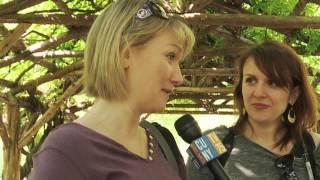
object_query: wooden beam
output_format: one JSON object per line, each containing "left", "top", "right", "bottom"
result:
{"left": 181, "top": 68, "right": 237, "bottom": 76}
{"left": 291, "top": 0, "right": 308, "bottom": 16}
{"left": 0, "top": 23, "right": 31, "bottom": 57}
{"left": 181, "top": 13, "right": 320, "bottom": 29}
{"left": 170, "top": 94, "right": 233, "bottom": 100}
{"left": 1, "top": 13, "right": 320, "bottom": 29}
{"left": 0, "top": 29, "right": 87, "bottom": 68}
{"left": 193, "top": 46, "right": 250, "bottom": 57}
{"left": 175, "top": 87, "right": 234, "bottom": 93}
{"left": 208, "top": 1, "right": 246, "bottom": 14}
{"left": 52, "top": 0, "right": 73, "bottom": 15}
{"left": 31, "top": 50, "right": 84, "bottom": 59}
{"left": 10, "top": 62, "right": 83, "bottom": 95}
{"left": 188, "top": 0, "right": 212, "bottom": 12}
{"left": 18, "top": 78, "right": 83, "bottom": 148}
{"left": 166, "top": 103, "right": 233, "bottom": 109}
{"left": 0, "top": 0, "right": 46, "bottom": 16}
{"left": 161, "top": 110, "right": 236, "bottom": 115}
{"left": 0, "top": 14, "right": 96, "bottom": 26}
{"left": 0, "top": 110, "right": 10, "bottom": 148}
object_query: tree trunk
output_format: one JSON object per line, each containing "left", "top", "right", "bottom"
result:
{"left": 2, "top": 96, "right": 21, "bottom": 180}
{"left": 3, "top": 144, "right": 20, "bottom": 180}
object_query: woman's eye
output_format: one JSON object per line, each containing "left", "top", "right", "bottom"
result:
{"left": 244, "top": 77, "right": 255, "bottom": 85}
{"left": 166, "top": 53, "right": 176, "bottom": 61}
{"left": 268, "top": 80, "right": 278, "bottom": 87}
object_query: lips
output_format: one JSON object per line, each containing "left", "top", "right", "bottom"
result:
{"left": 162, "top": 88, "right": 173, "bottom": 95}
{"left": 251, "top": 103, "right": 270, "bottom": 110}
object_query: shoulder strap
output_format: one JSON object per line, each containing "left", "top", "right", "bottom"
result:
{"left": 310, "top": 132, "right": 320, "bottom": 149}
{"left": 303, "top": 132, "right": 319, "bottom": 180}
{"left": 218, "top": 127, "right": 235, "bottom": 166}
{"left": 139, "top": 120, "right": 180, "bottom": 176}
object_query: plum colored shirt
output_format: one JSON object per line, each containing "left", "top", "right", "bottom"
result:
{"left": 29, "top": 123, "right": 184, "bottom": 180}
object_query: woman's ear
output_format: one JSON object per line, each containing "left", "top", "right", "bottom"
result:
{"left": 289, "top": 86, "right": 300, "bottom": 105}
{"left": 120, "top": 47, "right": 131, "bottom": 69}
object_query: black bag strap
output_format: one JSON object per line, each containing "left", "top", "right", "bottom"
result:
{"left": 218, "top": 127, "right": 235, "bottom": 166}
{"left": 303, "top": 132, "right": 319, "bottom": 180}
{"left": 139, "top": 120, "right": 181, "bottom": 176}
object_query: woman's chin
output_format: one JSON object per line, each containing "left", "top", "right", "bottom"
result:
{"left": 147, "top": 104, "right": 166, "bottom": 113}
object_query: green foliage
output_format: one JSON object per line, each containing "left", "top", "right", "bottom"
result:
{"left": 245, "top": 0, "right": 298, "bottom": 15}
{"left": 69, "top": 93, "right": 94, "bottom": 105}
{"left": 25, "top": 24, "right": 68, "bottom": 45}
{"left": 304, "top": 56, "right": 320, "bottom": 70}
{"left": 57, "top": 39, "right": 85, "bottom": 51}
{"left": 300, "top": 29, "right": 320, "bottom": 55}
{"left": 20, "top": 1, "right": 58, "bottom": 14}
{"left": 303, "top": 3, "right": 320, "bottom": 16}
{"left": 0, "top": 0, "right": 11, "bottom": 4}
{"left": 20, "top": 64, "right": 48, "bottom": 83}
{"left": 0, "top": 61, "right": 45, "bottom": 82}
{"left": 66, "top": 0, "right": 111, "bottom": 13}
{"left": 207, "top": 33, "right": 225, "bottom": 48}
{"left": 170, "top": 99, "right": 194, "bottom": 104}
{"left": 243, "top": 27, "right": 285, "bottom": 43}
{"left": 38, "top": 79, "right": 65, "bottom": 99}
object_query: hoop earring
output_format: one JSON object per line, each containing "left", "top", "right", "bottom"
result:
{"left": 287, "top": 105, "right": 296, "bottom": 124}
{"left": 242, "top": 108, "right": 246, "bottom": 115}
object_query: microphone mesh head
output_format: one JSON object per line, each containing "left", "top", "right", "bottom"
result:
{"left": 174, "top": 114, "right": 202, "bottom": 143}
{"left": 174, "top": 114, "right": 194, "bottom": 130}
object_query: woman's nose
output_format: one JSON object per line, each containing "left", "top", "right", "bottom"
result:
{"left": 253, "top": 83, "right": 267, "bottom": 98}
{"left": 171, "top": 65, "right": 184, "bottom": 86}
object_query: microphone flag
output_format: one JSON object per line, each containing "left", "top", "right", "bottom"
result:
{"left": 187, "top": 131, "right": 227, "bottom": 169}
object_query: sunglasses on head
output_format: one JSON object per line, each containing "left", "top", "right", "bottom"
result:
{"left": 275, "top": 154, "right": 298, "bottom": 180}
{"left": 136, "top": 0, "right": 168, "bottom": 20}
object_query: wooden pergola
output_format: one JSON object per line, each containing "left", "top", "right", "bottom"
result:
{"left": 0, "top": 0, "right": 320, "bottom": 179}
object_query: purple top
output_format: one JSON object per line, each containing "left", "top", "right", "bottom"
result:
{"left": 28, "top": 123, "right": 185, "bottom": 180}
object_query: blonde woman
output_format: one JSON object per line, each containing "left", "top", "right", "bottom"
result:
{"left": 29, "top": 0, "right": 195, "bottom": 179}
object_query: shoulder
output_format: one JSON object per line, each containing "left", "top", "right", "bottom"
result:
{"left": 30, "top": 123, "right": 90, "bottom": 179}
{"left": 310, "top": 132, "right": 320, "bottom": 149}
{"left": 41, "top": 123, "right": 87, "bottom": 148}
{"left": 37, "top": 123, "right": 98, "bottom": 158}
{"left": 310, "top": 132, "right": 320, "bottom": 159}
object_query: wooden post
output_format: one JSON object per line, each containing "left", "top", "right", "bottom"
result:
{"left": 2, "top": 96, "right": 21, "bottom": 180}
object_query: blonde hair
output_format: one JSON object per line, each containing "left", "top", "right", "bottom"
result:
{"left": 83, "top": 0, "right": 195, "bottom": 100}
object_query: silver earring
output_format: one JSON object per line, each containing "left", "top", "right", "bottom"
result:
{"left": 242, "top": 108, "right": 246, "bottom": 115}
{"left": 287, "top": 106, "right": 296, "bottom": 123}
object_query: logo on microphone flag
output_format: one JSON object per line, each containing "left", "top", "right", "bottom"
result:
{"left": 187, "top": 132, "right": 227, "bottom": 168}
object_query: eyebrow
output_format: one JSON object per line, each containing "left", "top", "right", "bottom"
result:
{"left": 243, "top": 73, "right": 255, "bottom": 77}
{"left": 168, "top": 43, "right": 183, "bottom": 51}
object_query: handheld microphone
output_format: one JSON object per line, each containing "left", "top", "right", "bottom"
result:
{"left": 175, "top": 114, "right": 231, "bottom": 180}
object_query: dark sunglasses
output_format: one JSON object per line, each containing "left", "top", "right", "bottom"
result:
{"left": 275, "top": 154, "right": 298, "bottom": 180}
{"left": 136, "top": 0, "right": 168, "bottom": 20}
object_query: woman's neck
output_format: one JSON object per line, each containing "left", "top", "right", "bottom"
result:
{"left": 244, "top": 121, "right": 283, "bottom": 140}
{"left": 242, "top": 120, "right": 292, "bottom": 155}
{"left": 75, "top": 98, "right": 141, "bottom": 138}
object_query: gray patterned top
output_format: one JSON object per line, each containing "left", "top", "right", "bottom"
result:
{"left": 187, "top": 126, "right": 320, "bottom": 180}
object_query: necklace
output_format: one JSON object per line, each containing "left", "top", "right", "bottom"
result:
{"left": 142, "top": 128, "right": 154, "bottom": 161}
